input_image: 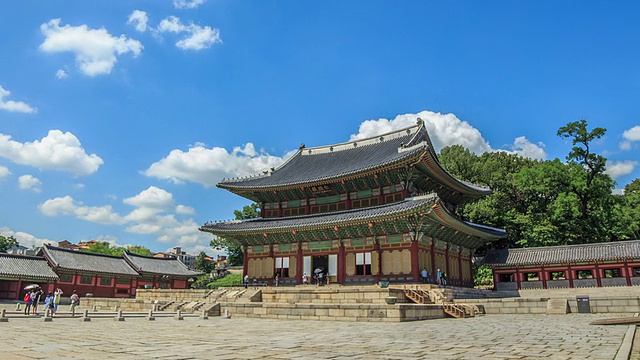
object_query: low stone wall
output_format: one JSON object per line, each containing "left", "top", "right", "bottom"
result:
{"left": 260, "top": 287, "right": 405, "bottom": 304}
{"left": 455, "top": 296, "right": 640, "bottom": 314}
{"left": 220, "top": 302, "right": 444, "bottom": 322}
{"left": 82, "top": 298, "right": 155, "bottom": 311}
{"left": 135, "top": 289, "right": 212, "bottom": 302}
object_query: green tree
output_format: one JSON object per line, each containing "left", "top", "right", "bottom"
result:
{"left": 210, "top": 203, "right": 260, "bottom": 266}
{"left": 82, "top": 241, "right": 123, "bottom": 255}
{"left": 622, "top": 178, "right": 640, "bottom": 239}
{"left": 195, "top": 251, "right": 214, "bottom": 273}
{"left": 0, "top": 235, "right": 19, "bottom": 253}
{"left": 125, "top": 245, "right": 153, "bottom": 256}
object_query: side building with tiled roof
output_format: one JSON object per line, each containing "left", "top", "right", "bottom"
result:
{"left": 201, "top": 119, "right": 507, "bottom": 287}
{"left": 483, "top": 240, "right": 640, "bottom": 291}
{"left": 123, "top": 251, "right": 202, "bottom": 290}
{"left": 0, "top": 253, "right": 58, "bottom": 299}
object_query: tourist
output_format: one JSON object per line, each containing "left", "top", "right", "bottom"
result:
{"left": 302, "top": 273, "right": 309, "bottom": 285}
{"left": 442, "top": 272, "right": 447, "bottom": 286}
{"left": 275, "top": 273, "right": 279, "bottom": 287}
{"left": 317, "top": 272, "right": 323, "bottom": 286}
{"left": 243, "top": 274, "right": 249, "bottom": 289}
{"left": 436, "top": 268, "right": 442, "bottom": 286}
{"left": 44, "top": 293, "right": 54, "bottom": 317}
{"left": 70, "top": 290, "right": 80, "bottom": 316}
{"left": 23, "top": 291, "right": 32, "bottom": 315}
{"left": 421, "top": 268, "right": 428, "bottom": 283}
{"left": 31, "top": 289, "right": 41, "bottom": 315}
{"left": 53, "top": 288, "right": 63, "bottom": 315}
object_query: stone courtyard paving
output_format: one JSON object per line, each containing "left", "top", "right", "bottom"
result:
{"left": 0, "top": 314, "right": 631, "bottom": 359}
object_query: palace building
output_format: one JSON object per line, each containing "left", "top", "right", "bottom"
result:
{"left": 200, "top": 119, "right": 507, "bottom": 286}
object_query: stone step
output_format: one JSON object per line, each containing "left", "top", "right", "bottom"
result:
{"left": 546, "top": 298, "right": 568, "bottom": 315}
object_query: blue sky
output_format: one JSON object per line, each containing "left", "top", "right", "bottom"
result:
{"left": 1, "top": 1, "right": 639, "bottom": 256}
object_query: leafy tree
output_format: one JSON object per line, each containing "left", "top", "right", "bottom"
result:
{"left": 210, "top": 203, "right": 261, "bottom": 266}
{"left": 0, "top": 235, "right": 19, "bottom": 253}
{"left": 81, "top": 242, "right": 153, "bottom": 256}
{"left": 622, "top": 178, "right": 640, "bottom": 239}
{"left": 81, "top": 241, "right": 122, "bottom": 255}
{"left": 126, "top": 245, "right": 153, "bottom": 256}
{"left": 195, "top": 251, "right": 214, "bottom": 273}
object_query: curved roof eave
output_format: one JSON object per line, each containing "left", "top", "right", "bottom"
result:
{"left": 429, "top": 201, "right": 507, "bottom": 241}
{"left": 419, "top": 149, "right": 492, "bottom": 197}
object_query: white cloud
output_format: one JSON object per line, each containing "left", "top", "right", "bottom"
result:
{"left": 507, "top": 136, "right": 547, "bottom": 160}
{"left": 173, "top": 0, "right": 205, "bottom": 9}
{"left": 0, "top": 85, "right": 37, "bottom": 113}
{"left": 18, "top": 174, "right": 42, "bottom": 192}
{"left": 127, "top": 10, "right": 149, "bottom": 33}
{"left": 350, "top": 110, "right": 547, "bottom": 159}
{"left": 38, "top": 187, "right": 210, "bottom": 253}
{"left": 40, "top": 18, "right": 143, "bottom": 76}
{"left": 0, "top": 166, "right": 10, "bottom": 178}
{"left": 623, "top": 126, "right": 640, "bottom": 142}
{"left": 620, "top": 141, "right": 632, "bottom": 151}
{"left": 39, "top": 196, "right": 124, "bottom": 225}
{"left": 605, "top": 160, "right": 639, "bottom": 179}
{"left": 176, "top": 204, "right": 196, "bottom": 214}
{"left": 0, "top": 130, "right": 103, "bottom": 175}
{"left": 55, "top": 69, "right": 68, "bottom": 79}
{"left": 144, "top": 143, "right": 287, "bottom": 187}
{"left": 123, "top": 186, "right": 174, "bottom": 210}
{"left": 0, "top": 227, "right": 56, "bottom": 249}
{"left": 157, "top": 16, "right": 221, "bottom": 50}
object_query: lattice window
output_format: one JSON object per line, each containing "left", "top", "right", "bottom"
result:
{"left": 355, "top": 252, "right": 372, "bottom": 275}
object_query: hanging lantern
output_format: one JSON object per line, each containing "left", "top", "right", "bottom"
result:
{"left": 334, "top": 226, "right": 339, "bottom": 231}
{"left": 368, "top": 222, "right": 374, "bottom": 228}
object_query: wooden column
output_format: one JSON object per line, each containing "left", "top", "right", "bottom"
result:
{"left": 567, "top": 263, "right": 574, "bottom": 288}
{"left": 541, "top": 265, "right": 547, "bottom": 289}
{"left": 242, "top": 247, "right": 248, "bottom": 278}
{"left": 338, "top": 242, "right": 346, "bottom": 284}
{"left": 430, "top": 240, "right": 436, "bottom": 280}
{"left": 373, "top": 239, "right": 381, "bottom": 282}
{"left": 516, "top": 267, "right": 521, "bottom": 290}
{"left": 595, "top": 263, "right": 602, "bottom": 287}
{"left": 457, "top": 250, "right": 463, "bottom": 286}
{"left": 410, "top": 239, "right": 420, "bottom": 282}
{"left": 445, "top": 243, "right": 450, "bottom": 283}
{"left": 296, "top": 242, "right": 303, "bottom": 285}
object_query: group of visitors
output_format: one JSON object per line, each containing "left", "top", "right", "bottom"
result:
{"left": 23, "top": 288, "right": 79, "bottom": 316}
{"left": 420, "top": 268, "right": 447, "bottom": 286}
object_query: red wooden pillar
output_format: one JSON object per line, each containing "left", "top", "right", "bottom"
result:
{"left": 595, "top": 263, "right": 602, "bottom": 287}
{"left": 625, "top": 260, "right": 632, "bottom": 286}
{"left": 242, "top": 247, "right": 249, "bottom": 278}
{"left": 541, "top": 265, "right": 547, "bottom": 289}
{"left": 567, "top": 263, "right": 574, "bottom": 288}
{"left": 493, "top": 271, "right": 500, "bottom": 291}
{"left": 445, "top": 243, "right": 450, "bottom": 282}
{"left": 410, "top": 239, "right": 420, "bottom": 282}
{"left": 430, "top": 240, "right": 436, "bottom": 279}
{"left": 457, "top": 250, "right": 463, "bottom": 286}
{"left": 338, "top": 242, "right": 346, "bottom": 284}
{"left": 373, "top": 239, "right": 381, "bottom": 282}
{"left": 516, "top": 267, "right": 522, "bottom": 290}
{"left": 296, "top": 242, "right": 303, "bottom": 284}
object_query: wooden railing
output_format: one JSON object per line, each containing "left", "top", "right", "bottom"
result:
{"left": 403, "top": 285, "right": 431, "bottom": 304}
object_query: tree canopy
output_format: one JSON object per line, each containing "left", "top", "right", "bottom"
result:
{"left": 0, "top": 235, "right": 19, "bottom": 253}
{"left": 80, "top": 241, "right": 153, "bottom": 256}
{"left": 439, "top": 119, "right": 637, "bottom": 254}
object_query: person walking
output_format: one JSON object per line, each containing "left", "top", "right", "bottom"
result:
{"left": 243, "top": 274, "right": 249, "bottom": 289}
{"left": 53, "top": 288, "right": 63, "bottom": 315}
{"left": 23, "top": 291, "right": 32, "bottom": 315}
{"left": 44, "top": 293, "right": 54, "bottom": 318}
{"left": 30, "top": 289, "right": 41, "bottom": 315}
{"left": 421, "top": 268, "right": 428, "bottom": 283}
{"left": 436, "top": 268, "right": 442, "bottom": 286}
{"left": 70, "top": 290, "right": 80, "bottom": 316}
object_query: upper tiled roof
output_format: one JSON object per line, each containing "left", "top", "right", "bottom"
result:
{"left": 123, "top": 252, "right": 202, "bottom": 277}
{"left": 218, "top": 123, "right": 427, "bottom": 190}
{"left": 42, "top": 246, "right": 139, "bottom": 276}
{"left": 483, "top": 240, "right": 640, "bottom": 266}
{"left": 0, "top": 253, "right": 59, "bottom": 281}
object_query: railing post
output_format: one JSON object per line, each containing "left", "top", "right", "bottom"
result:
{"left": 115, "top": 309, "right": 125, "bottom": 321}
{"left": 82, "top": 309, "right": 91, "bottom": 322}
{"left": 174, "top": 309, "right": 183, "bottom": 320}
{"left": 0, "top": 309, "right": 8, "bottom": 322}
{"left": 147, "top": 310, "right": 155, "bottom": 321}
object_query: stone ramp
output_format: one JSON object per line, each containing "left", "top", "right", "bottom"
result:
{"left": 546, "top": 298, "right": 569, "bottom": 314}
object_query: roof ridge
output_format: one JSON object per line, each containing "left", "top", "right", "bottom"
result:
{"left": 500, "top": 239, "right": 640, "bottom": 252}
{"left": 301, "top": 122, "right": 422, "bottom": 156}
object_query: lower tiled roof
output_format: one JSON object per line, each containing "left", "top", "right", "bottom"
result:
{"left": 42, "top": 246, "right": 140, "bottom": 276}
{"left": 483, "top": 240, "right": 640, "bottom": 266}
{"left": 124, "top": 252, "right": 202, "bottom": 277}
{"left": 0, "top": 253, "right": 58, "bottom": 281}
